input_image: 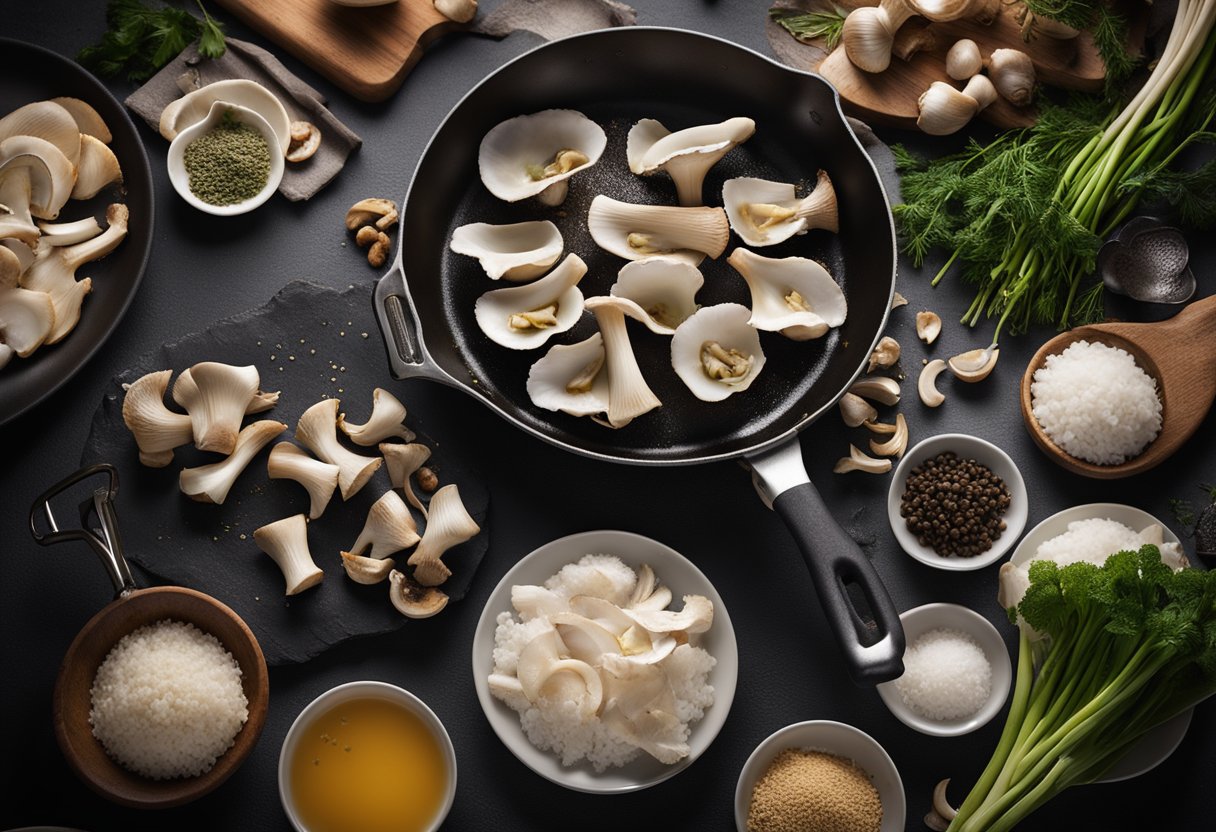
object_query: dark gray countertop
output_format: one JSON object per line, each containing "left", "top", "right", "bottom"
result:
{"left": 2, "top": 2, "right": 1213, "bottom": 830}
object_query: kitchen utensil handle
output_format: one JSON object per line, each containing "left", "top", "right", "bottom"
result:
{"left": 372, "top": 261, "right": 450, "bottom": 384}
{"left": 749, "top": 441, "right": 904, "bottom": 685}
{"left": 29, "top": 463, "right": 136, "bottom": 597}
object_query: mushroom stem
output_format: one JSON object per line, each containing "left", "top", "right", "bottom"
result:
{"left": 267, "top": 442, "right": 340, "bottom": 520}
{"left": 406, "top": 484, "right": 480, "bottom": 586}
{"left": 338, "top": 387, "right": 415, "bottom": 446}
{"left": 295, "top": 398, "right": 383, "bottom": 500}
{"left": 350, "top": 490, "right": 420, "bottom": 559}
{"left": 253, "top": 514, "right": 324, "bottom": 596}
{"left": 122, "top": 370, "right": 193, "bottom": 468}
{"left": 179, "top": 420, "right": 287, "bottom": 504}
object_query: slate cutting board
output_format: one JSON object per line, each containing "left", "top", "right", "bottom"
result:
{"left": 80, "top": 281, "right": 490, "bottom": 665}
{"left": 213, "top": 0, "right": 463, "bottom": 103}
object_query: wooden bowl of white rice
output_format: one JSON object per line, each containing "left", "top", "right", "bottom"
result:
{"left": 52, "top": 585, "right": 269, "bottom": 809}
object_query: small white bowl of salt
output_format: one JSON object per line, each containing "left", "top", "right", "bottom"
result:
{"left": 876, "top": 603, "right": 1012, "bottom": 737}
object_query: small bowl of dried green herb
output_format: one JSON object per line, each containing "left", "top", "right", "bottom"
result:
{"left": 167, "top": 100, "right": 283, "bottom": 216}
{"left": 887, "top": 433, "right": 1027, "bottom": 572}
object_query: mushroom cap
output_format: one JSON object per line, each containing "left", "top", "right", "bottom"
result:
{"left": 587, "top": 195, "right": 729, "bottom": 266}
{"left": 0, "top": 134, "right": 76, "bottom": 220}
{"left": 389, "top": 568, "right": 449, "bottom": 618}
{"left": 50, "top": 96, "right": 112, "bottom": 143}
{"left": 473, "top": 252, "right": 586, "bottom": 349}
{"left": 727, "top": 247, "right": 847, "bottom": 340}
{"left": 625, "top": 116, "right": 755, "bottom": 206}
{"left": 526, "top": 333, "right": 609, "bottom": 417}
{"left": 0, "top": 100, "right": 81, "bottom": 165}
{"left": 449, "top": 220, "right": 563, "bottom": 281}
{"left": 71, "top": 135, "right": 123, "bottom": 201}
{"left": 670, "top": 303, "right": 766, "bottom": 402}
{"left": 478, "top": 109, "right": 606, "bottom": 203}
{"left": 609, "top": 257, "right": 703, "bottom": 333}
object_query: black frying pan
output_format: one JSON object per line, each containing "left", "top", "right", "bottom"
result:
{"left": 374, "top": 28, "right": 904, "bottom": 684}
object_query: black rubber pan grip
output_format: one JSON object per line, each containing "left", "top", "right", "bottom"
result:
{"left": 773, "top": 483, "right": 905, "bottom": 685}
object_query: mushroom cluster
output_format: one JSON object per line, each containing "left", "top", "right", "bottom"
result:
{"left": 121, "top": 373, "right": 481, "bottom": 615}
{"left": 0, "top": 97, "right": 128, "bottom": 369}
{"left": 455, "top": 108, "right": 848, "bottom": 429}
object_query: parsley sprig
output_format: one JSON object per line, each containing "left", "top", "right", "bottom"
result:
{"left": 79, "top": 0, "right": 226, "bottom": 83}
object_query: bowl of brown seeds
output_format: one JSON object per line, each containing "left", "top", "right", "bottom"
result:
{"left": 886, "top": 433, "right": 1027, "bottom": 572}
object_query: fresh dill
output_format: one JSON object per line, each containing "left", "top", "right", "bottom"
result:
{"left": 79, "top": 0, "right": 227, "bottom": 82}
{"left": 1023, "top": 0, "right": 1135, "bottom": 93}
{"left": 769, "top": 5, "right": 849, "bottom": 51}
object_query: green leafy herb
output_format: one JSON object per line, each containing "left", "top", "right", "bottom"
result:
{"left": 1023, "top": 0, "right": 1135, "bottom": 93}
{"left": 1170, "top": 497, "right": 1197, "bottom": 530}
{"left": 79, "top": 0, "right": 226, "bottom": 82}
{"left": 769, "top": 6, "right": 848, "bottom": 51}
{"left": 953, "top": 546, "right": 1216, "bottom": 831}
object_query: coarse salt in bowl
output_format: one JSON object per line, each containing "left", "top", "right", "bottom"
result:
{"left": 876, "top": 603, "right": 1012, "bottom": 737}
{"left": 887, "top": 433, "right": 1028, "bottom": 572}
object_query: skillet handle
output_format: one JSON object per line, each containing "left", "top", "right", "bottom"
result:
{"left": 372, "top": 261, "right": 450, "bottom": 384}
{"left": 749, "top": 440, "right": 904, "bottom": 685}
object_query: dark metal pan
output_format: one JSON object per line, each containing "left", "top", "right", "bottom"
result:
{"left": 374, "top": 27, "right": 904, "bottom": 684}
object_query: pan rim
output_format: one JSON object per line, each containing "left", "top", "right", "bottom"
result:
{"left": 387, "top": 26, "right": 897, "bottom": 467}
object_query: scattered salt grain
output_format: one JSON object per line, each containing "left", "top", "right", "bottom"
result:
{"left": 1030, "top": 340, "right": 1162, "bottom": 465}
{"left": 894, "top": 628, "right": 991, "bottom": 721}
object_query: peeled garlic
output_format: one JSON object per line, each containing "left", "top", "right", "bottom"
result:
{"left": 946, "top": 39, "right": 982, "bottom": 80}
{"left": 869, "top": 413, "right": 908, "bottom": 458}
{"left": 849, "top": 375, "right": 901, "bottom": 406}
{"left": 916, "top": 310, "right": 941, "bottom": 344}
{"left": 987, "top": 48, "right": 1036, "bottom": 107}
{"left": 867, "top": 336, "right": 901, "bottom": 372}
{"left": 919, "top": 358, "right": 948, "bottom": 406}
{"left": 839, "top": 392, "right": 878, "bottom": 428}
{"left": 948, "top": 345, "right": 999, "bottom": 381}
{"left": 917, "top": 75, "right": 998, "bottom": 136}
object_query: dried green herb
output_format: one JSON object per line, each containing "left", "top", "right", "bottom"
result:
{"left": 183, "top": 116, "right": 270, "bottom": 206}
{"left": 79, "top": 0, "right": 226, "bottom": 83}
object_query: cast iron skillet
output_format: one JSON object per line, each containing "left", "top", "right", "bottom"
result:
{"left": 374, "top": 27, "right": 904, "bottom": 684}
{"left": 0, "top": 39, "right": 155, "bottom": 426}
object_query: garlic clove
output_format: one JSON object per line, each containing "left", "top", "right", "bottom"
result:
{"left": 867, "top": 335, "right": 901, "bottom": 372}
{"left": 916, "top": 310, "right": 942, "bottom": 344}
{"left": 865, "top": 419, "right": 899, "bottom": 436}
{"left": 341, "top": 551, "right": 396, "bottom": 585}
{"left": 180, "top": 419, "right": 287, "bottom": 504}
{"left": 849, "top": 375, "right": 901, "bottom": 406}
{"left": 389, "top": 568, "right": 449, "bottom": 618}
{"left": 434, "top": 0, "right": 478, "bottom": 23}
{"left": 869, "top": 413, "right": 908, "bottom": 458}
{"left": 839, "top": 392, "right": 878, "bottom": 428}
{"left": 948, "top": 345, "right": 999, "bottom": 381}
{"left": 338, "top": 387, "right": 415, "bottom": 446}
{"left": 917, "top": 81, "right": 980, "bottom": 136}
{"left": 842, "top": 4, "right": 913, "bottom": 74}
{"left": 891, "top": 291, "right": 908, "bottom": 309}
{"left": 253, "top": 514, "right": 323, "bottom": 596}
{"left": 946, "top": 39, "right": 983, "bottom": 81}
{"left": 832, "top": 443, "right": 892, "bottom": 474}
{"left": 987, "top": 49, "right": 1037, "bottom": 107}
{"left": 351, "top": 489, "right": 420, "bottom": 559}
{"left": 267, "top": 442, "right": 339, "bottom": 520}
{"left": 121, "top": 370, "right": 194, "bottom": 468}
{"left": 406, "top": 483, "right": 480, "bottom": 586}
{"left": 295, "top": 398, "right": 383, "bottom": 500}
{"left": 919, "top": 358, "right": 948, "bottom": 406}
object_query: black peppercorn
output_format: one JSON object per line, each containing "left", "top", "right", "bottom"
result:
{"left": 899, "top": 451, "right": 1012, "bottom": 557}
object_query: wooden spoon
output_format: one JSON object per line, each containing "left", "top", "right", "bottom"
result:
{"left": 1020, "top": 294, "right": 1216, "bottom": 479}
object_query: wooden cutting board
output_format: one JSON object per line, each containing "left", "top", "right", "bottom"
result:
{"left": 812, "top": 2, "right": 1147, "bottom": 130}
{"left": 214, "top": 0, "right": 464, "bottom": 102}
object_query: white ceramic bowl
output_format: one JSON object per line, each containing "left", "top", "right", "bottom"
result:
{"left": 1008, "top": 503, "right": 1192, "bottom": 782}
{"left": 278, "top": 681, "right": 456, "bottom": 832}
{"left": 471, "top": 529, "right": 738, "bottom": 793}
{"left": 734, "top": 720, "right": 905, "bottom": 832}
{"left": 167, "top": 100, "right": 284, "bottom": 216}
{"left": 887, "top": 433, "right": 1028, "bottom": 571}
{"left": 876, "top": 603, "right": 1012, "bottom": 737}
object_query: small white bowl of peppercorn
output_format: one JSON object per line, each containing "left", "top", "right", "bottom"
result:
{"left": 887, "top": 433, "right": 1028, "bottom": 572}
{"left": 167, "top": 100, "right": 284, "bottom": 216}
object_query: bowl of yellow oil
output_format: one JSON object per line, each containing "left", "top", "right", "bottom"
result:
{"left": 278, "top": 681, "right": 456, "bottom": 832}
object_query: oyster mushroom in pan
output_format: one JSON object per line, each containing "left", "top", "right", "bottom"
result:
{"left": 449, "top": 220, "right": 563, "bottom": 281}
{"left": 626, "top": 116, "right": 755, "bottom": 206}
{"left": 526, "top": 333, "right": 610, "bottom": 418}
{"left": 477, "top": 109, "right": 606, "bottom": 206}
{"left": 588, "top": 195, "right": 729, "bottom": 266}
{"left": 584, "top": 295, "right": 662, "bottom": 428}
{"left": 0, "top": 135, "right": 76, "bottom": 221}
{"left": 721, "top": 169, "right": 839, "bottom": 246}
{"left": 670, "top": 303, "right": 766, "bottom": 402}
{"left": 609, "top": 257, "right": 703, "bottom": 334}
{"left": 0, "top": 101, "right": 82, "bottom": 165}
{"left": 473, "top": 252, "right": 587, "bottom": 349}
{"left": 727, "top": 247, "right": 847, "bottom": 341}
{"left": 0, "top": 245, "right": 54, "bottom": 367}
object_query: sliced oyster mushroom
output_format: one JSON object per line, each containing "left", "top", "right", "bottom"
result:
{"left": 839, "top": 392, "right": 877, "bottom": 428}
{"left": 253, "top": 514, "right": 323, "bottom": 596}
{"left": 338, "top": 387, "right": 415, "bottom": 446}
{"left": 473, "top": 252, "right": 586, "bottom": 349}
{"left": 0, "top": 134, "right": 76, "bottom": 220}
{"left": 341, "top": 551, "right": 396, "bottom": 585}
{"left": 949, "top": 345, "right": 999, "bottom": 381}
{"left": 670, "top": 303, "right": 766, "bottom": 402}
{"left": 159, "top": 79, "right": 292, "bottom": 154}
{"left": 626, "top": 116, "right": 755, "bottom": 206}
{"left": 0, "top": 245, "right": 53, "bottom": 363}
{"left": 71, "top": 135, "right": 122, "bottom": 200}
{"left": 478, "top": 109, "right": 606, "bottom": 205}
{"left": 0, "top": 167, "right": 40, "bottom": 243}
{"left": 179, "top": 420, "right": 287, "bottom": 504}
{"left": 627, "top": 564, "right": 673, "bottom": 612}
{"left": 0, "top": 101, "right": 81, "bottom": 164}
{"left": 380, "top": 442, "right": 432, "bottom": 517}
{"left": 917, "top": 310, "right": 942, "bottom": 344}
{"left": 172, "top": 361, "right": 261, "bottom": 454}
{"left": 722, "top": 169, "right": 839, "bottom": 246}
{"left": 584, "top": 296, "right": 662, "bottom": 427}
{"left": 121, "top": 370, "right": 193, "bottom": 468}
{"left": 267, "top": 442, "right": 339, "bottom": 520}
{"left": 727, "top": 248, "right": 847, "bottom": 340}
{"left": 295, "top": 398, "right": 383, "bottom": 500}
{"left": 349, "top": 489, "right": 420, "bottom": 559}
{"left": 389, "top": 568, "right": 449, "bottom": 618}
{"left": 587, "top": 195, "right": 729, "bottom": 266}
{"left": 551, "top": 612, "right": 622, "bottom": 665}
{"left": 36, "top": 216, "right": 102, "bottom": 247}
{"left": 526, "top": 333, "right": 610, "bottom": 417}
{"left": 407, "top": 484, "right": 480, "bottom": 586}
{"left": 449, "top": 220, "right": 563, "bottom": 281}
{"left": 609, "top": 257, "right": 703, "bottom": 333}
{"left": 919, "top": 358, "right": 948, "bottom": 406}
{"left": 516, "top": 629, "right": 603, "bottom": 717}
{"left": 50, "top": 97, "right": 112, "bottom": 143}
